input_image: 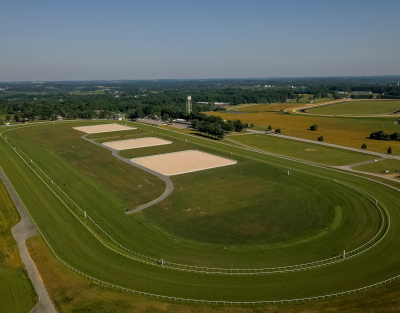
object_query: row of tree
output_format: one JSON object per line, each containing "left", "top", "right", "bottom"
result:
{"left": 191, "top": 114, "right": 249, "bottom": 139}
{"left": 369, "top": 130, "right": 400, "bottom": 141}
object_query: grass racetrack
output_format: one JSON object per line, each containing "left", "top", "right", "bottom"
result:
{"left": 1, "top": 120, "right": 400, "bottom": 304}
{"left": 308, "top": 100, "right": 400, "bottom": 115}
{"left": 226, "top": 133, "right": 376, "bottom": 166}
{"left": 352, "top": 159, "right": 400, "bottom": 175}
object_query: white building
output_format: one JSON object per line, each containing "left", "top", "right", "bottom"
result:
{"left": 114, "top": 113, "right": 126, "bottom": 120}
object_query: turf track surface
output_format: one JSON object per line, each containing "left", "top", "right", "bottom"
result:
{"left": 0, "top": 121, "right": 400, "bottom": 303}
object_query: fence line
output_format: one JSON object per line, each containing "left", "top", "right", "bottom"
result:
{"left": 2, "top": 166, "right": 400, "bottom": 305}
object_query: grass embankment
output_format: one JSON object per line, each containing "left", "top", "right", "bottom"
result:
{"left": 353, "top": 159, "right": 400, "bottom": 175}
{"left": 309, "top": 100, "right": 400, "bottom": 115}
{"left": 226, "top": 134, "right": 375, "bottom": 166}
{"left": 0, "top": 121, "right": 397, "bottom": 302}
{"left": 0, "top": 180, "right": 38, "bottom": 312}
{"left": 207, "top": 111, "right": 400, "bottom": 155}
{"left": 27, "top": 232, "right": 400, "bottom": 313}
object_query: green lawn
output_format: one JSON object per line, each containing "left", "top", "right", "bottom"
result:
{"left": 228, "top": 134, "right": 375, "bottom": 166}
{"left": 0, "top": 121, "right": 399, "bottom": 303}
{"left": 353, "top": 159, "right": 400, "bottom": 175}
{"left": 0, "top": 179, "right": 38, "bottom": 312}
{"left": 309, "top": 100, "right": 400, "bottom": 115}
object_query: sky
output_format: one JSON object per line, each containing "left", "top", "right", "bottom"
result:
{"left": 1, "top": 0, "right": 399, "bottom": 81}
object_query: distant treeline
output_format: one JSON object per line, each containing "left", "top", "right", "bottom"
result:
{"left": 1, "top": 80, "right": 399, "bottom": 121}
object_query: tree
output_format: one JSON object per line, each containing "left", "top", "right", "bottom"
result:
{"left": 310, "top": 124, "right": 318, "bottom": 131}
{"left": 388, "top": 146, "right": 392, "bottom": 154}
{"left": 318, "top": 136, "right": 323, "bottom": 142}
{"left": 390, "top": 132, "right": 400, "bottom": 141}
{"left": 361, "top": 143, "right": 367, "bottom": 150}
{"left": 5, "top": 115, "right": 10, "bottom": 121}
{"left": 275, "top": 128, "right": 281, "bottom": 133}
{"left": 268, "top": 125, "right": 272, "bottom": 131}
{"left": 0, "top": 119, "right": 3, "bottom": 125}
{"left": 250, "top": 123, "right": 254, "bottom": 128}
{"left": 14, "top": 114, "right": 21, "bottom": 122}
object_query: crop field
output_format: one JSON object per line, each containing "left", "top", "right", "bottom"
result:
{"left": 1, "top": 120, "right": 400, "bottom": 305}
{"left": 227, "top": 134, "right": 376, "bottom": 166}
{"left": 308, "top": 100, "right": 400, "bottom": 115}
{"left": 207, "top": 111, "right": 400, "bottom": 155}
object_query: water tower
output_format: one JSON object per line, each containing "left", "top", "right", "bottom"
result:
{"left": 186, "top": 95, "right": 192, "bottom": 114}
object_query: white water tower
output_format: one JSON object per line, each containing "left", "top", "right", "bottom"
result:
{"left": 186, "top": 95, "right": 192, "bottom": 114}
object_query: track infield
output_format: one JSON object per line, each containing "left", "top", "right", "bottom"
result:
{"left": 132, "top": 150, "right": 237, "bottom": 176}
{"left": 73, "top": 123, "right": 135, "bottom": 134}
{"left": 103, "top": 137, "right": 172, "bottom": 150}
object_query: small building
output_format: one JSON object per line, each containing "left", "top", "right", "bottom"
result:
{"left": 114, "top": 113, "right": 126, "bottom": 120}
{"left": 57, "top": 115, "right": 63, "bottom": 120}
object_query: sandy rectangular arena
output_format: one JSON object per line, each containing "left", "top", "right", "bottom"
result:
{"left": 132, "top": 150, "right": 236, "bottom": 176}
{"left": 102, "top": 137, "right": 172, "bottom": 150}
{"left": 73, "top": 124, "right": 135, "bottom": 134}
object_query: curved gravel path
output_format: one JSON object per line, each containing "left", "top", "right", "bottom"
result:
{"left": 82, "top": 134, "right": 173, "bottom": 214}
{"left": 0, "top": 168, "right": 57, "bottom": 313}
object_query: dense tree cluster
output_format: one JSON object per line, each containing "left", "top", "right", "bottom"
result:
{"left": 369, "top": 130, "right": 400, "bottom": 141}
{"left": 191, "top": 114, "right": 248, "bottom": 139}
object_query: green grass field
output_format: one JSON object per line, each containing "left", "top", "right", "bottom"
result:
{"left": 0, "top": 179, "right": 38, "bottom": 312}
{"left": 207, "top": 111, "right": 400, "bottom": 155}
{"left": 227, "top": 97, "right": 334, "bottom": 112}
{"left": 26, "top": 234, "right": 400, "bottom": 313}
{"left": 353, "top": 159, "right": 400, "bottom": 175}
{"left": 0, "top": 120, "right": 399, "bottom": 304}
{"left": 308, "top": 100, "right": 400, "bottom": 115}
{"left": 226, "top": 134, "right": 376, "bottom": 166}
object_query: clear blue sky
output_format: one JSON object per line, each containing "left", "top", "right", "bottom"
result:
{"left": 1, "top": 0, "right": 399, "bottom": 81}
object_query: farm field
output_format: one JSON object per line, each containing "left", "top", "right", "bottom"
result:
{"left": 352, "top": 159, "right": 400, "bottom": 175}
{"left": 0, "top": 120, "right": 399, "bottom": 304}
{"left": 308, "top": 100, "right": 400, "bottom": 115}
{"left": 0, "top": 179, "right": 38, "bottom": 312}
{"left": 207, "top": 111, "right": 400, "bottom": 155}
{"left": 227, "top": 134, "right": 376, "bottom": 166}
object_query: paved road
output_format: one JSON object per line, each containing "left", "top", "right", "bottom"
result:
{"left": 82, "top": 134, "right": 173, "bottom": 214}
{"left": 247, "top": 129, "right": 399, "bottom": 160}
{"left": 0, "top": 168, "right": 57, "bottom": 313}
